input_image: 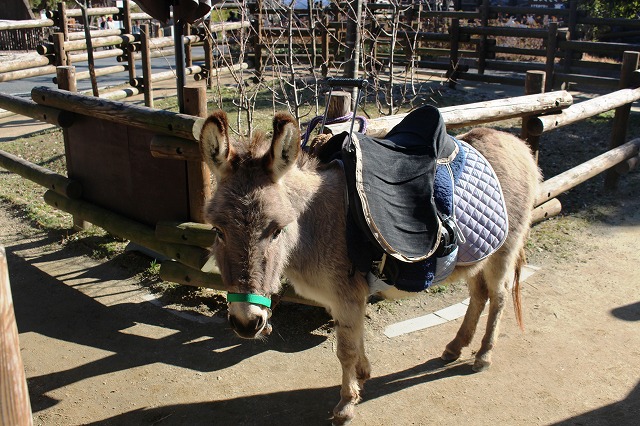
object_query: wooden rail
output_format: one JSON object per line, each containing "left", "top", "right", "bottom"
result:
{"left": 0, "top": 150, "right": 82, "bottom": 199}
{"left": 328, "top": 90, "right": 573, "bottom": 137}
{"left": 31, "top": 87, "right": 204, "bottom": 141}
{"left": 43, "top": 191, "right": 209, "bottom": 271}
{"left": 535, "top": 139, "right": 640, "bottom": 207}
{"left": 527, "top": 87, "right": 640, "bottom": 136}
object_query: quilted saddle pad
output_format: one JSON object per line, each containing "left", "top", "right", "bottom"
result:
{"left": 454, "top": 140, "right": 509, "bottom": 265}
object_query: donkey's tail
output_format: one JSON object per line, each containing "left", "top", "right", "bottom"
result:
{"left": 512, "top": 246, "right": 526, "bottom": 331}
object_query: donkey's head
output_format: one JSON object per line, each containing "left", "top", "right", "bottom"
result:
{"left": 200, "top": 111, "right": 302, "bottom": 339}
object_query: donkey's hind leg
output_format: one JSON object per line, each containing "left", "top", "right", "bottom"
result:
{"left": 442, "top": 273, "right": 489, "bottom": 362}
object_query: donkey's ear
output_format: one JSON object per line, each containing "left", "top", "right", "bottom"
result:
{"left": 200, "top": 110, "right": 235, "bottom": 178}
{"left": 269, "top": 113, "right": 300, "bottom": 181}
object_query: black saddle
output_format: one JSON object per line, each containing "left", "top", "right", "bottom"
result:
{"left": 341, "top": 105, "right": 458, "bottom": 267}
{"left": 312, "top": 105, "right": 459, "bottom": 282}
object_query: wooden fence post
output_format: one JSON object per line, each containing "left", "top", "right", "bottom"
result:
{"left": 544, "top": 22, "right": 558, "bottom": 92}
{"left": 477, "top": 0, "right": 490, "bottom": 75}
{"left": 185, "top": 24, "right": 193, "bottom": 68}
{"left": 121, "top": 0, "right": 137, "bottom": 85}
{"left": 321, "top": 13, "right": 330, "bottom": 77}
{"left": 140, "top": 23, "right": 153, "bottom": 108}
{"left": 447, "top": 18, "right": 461, "bottom": 89}
{"left": 183, "top": 86, "right": 210, "bottom": 223}
{"left": 56, "top": 66, "right": 77, "bottom": 92}
{"left": 57, "top": 65, "right": 89, "bottom": 231}
{"left": 604, "top": 51, "right": 640, "bottom": 190}
{"left": 58, "top": 1, "right": 69, "bottom": 41}
{"left": 327, "top": 91, "right": 352, "bottom": 121}
{"left": 562, "top": 0, "right": 578, "bottom": 74}
{"left": 521, "top": 70, "right": 546, "bottom": 163}
{"left": 52, "top": 32, "right": 67, "bottom": 66}
{"left": 0, "top": 247, "right": 33, "bottom": 426}
{"left": 251, "top": 1, "right": 264, "bottom": 78}
{"left": 203, "top": 19, "right": 214, "bottom": 89}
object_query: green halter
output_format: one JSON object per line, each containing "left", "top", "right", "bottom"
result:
{"left": 226, "top": 293, "right": 272, "bottom": 308}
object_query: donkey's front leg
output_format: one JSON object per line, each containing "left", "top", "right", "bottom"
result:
{"left": 331, "top": 287, "right": 370, "bottom": 425}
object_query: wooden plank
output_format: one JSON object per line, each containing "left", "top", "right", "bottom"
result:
{"left": 149, "top": 135, "right": 201, "bottom": 161}
{"left": 0, "top": 247, "right": 33, "bottom": 426}
{"left": 62, "top": 115, "right": 190, "bottom": 226}
{"left": 553, "top": 72, "right": 619, "bottom": 89}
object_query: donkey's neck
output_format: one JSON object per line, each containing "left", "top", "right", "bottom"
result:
{"left": 282, "top": 160, "right": 344, "bottom": 218}
{"left": 282, "top": 160, "right": 348, "bottom": 276}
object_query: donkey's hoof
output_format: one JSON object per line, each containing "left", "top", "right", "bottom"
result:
{"left": 472, "top": 357, "right": 491, "bottom": 372}
{"left": 331, "top": 410, "right": 354, "bottom": 426}
{"left": 331, "top": 417, "right": 352, "bottom": 426}
{"left": 441, "top": 347, "right": 461, "bottom": 362}
{"left": 332, "top": 401, "right": 355, "bottom": 426}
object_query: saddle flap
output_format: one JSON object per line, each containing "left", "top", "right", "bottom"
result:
{"left": 342, "top": 105, "right": 458, "bottom": 262}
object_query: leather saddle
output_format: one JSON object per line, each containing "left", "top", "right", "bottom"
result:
{"left": 340, "top": 105, "right": 459, "bottom": 270}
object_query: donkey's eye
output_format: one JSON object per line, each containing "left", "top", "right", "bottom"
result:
{"left": 271, "top": 228, "right": 283, "bottom": 240}
{"left": 212, "top": 227, "right": 225, "bottom": 241}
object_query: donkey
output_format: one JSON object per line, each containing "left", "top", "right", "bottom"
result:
{"left": 199, "top": 110, "right": 541, "bottom": 425}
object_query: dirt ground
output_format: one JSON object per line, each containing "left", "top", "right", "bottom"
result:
{"left": 2, "top": 82, "right": 640, "bottom": 425}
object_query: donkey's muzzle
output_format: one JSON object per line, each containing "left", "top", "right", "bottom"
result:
{"left": 228, "top": 311, "right": 269, "bottom": 339}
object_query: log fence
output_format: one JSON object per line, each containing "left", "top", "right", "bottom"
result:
{"left": 0, "top": 53, "right": 638, "bottom": 303}
{"left": 1, "top": 3, "right": 640, "bottom": 307}
{"left": 3, "top": 2, "right": 640, "bottom": 101}
{"left": 0, "top": 7, "right": 639, "bottom": 406}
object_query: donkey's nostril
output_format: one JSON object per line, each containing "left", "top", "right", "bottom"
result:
{"left": 253, "top": 315, "right": 266, "bottom": 331}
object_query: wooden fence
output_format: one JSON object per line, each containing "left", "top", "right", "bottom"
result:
{"left": 0, "top": 1, "right": 248, "bottom": 112}
{"left": 246, "top": 0, "right": 640, "bottom": 91}
{"left": 1, "top": 50, "right": 638, "bottom": 303}
{"left": 4, "top": 1, "right": 640, "bottom": 99}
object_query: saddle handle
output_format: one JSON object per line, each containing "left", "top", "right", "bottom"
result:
{"left": 319, "top": 78, "right": 368, "bottom": 139}
{"left": 326, "top": 78, "right": 369, "bottom": 90}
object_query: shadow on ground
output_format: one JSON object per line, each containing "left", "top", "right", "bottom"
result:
{"left": 6, "top": 240, "right": 328, "bottom": 414}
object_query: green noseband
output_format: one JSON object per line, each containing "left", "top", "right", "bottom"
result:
{"left": 227, "top": 293, "right": 272, "bottom": 308}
